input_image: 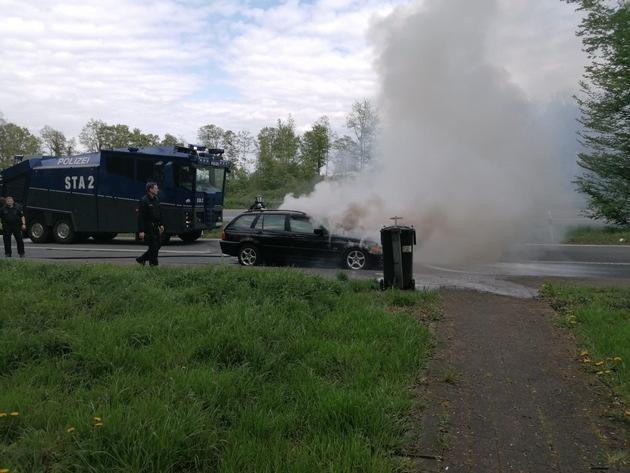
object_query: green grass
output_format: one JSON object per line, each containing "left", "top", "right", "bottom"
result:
{"left": 541, "top": 284, "right": 630, "bottom": 411}
{"left": 564, "top": 225, "right": 630, "bottom": 245}
{"left": 0, "top": 260, "right": 437, "bottom": 472}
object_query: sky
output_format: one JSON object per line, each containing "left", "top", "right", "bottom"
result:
{"left": 0, "top": 0, "right": 585, "bottom": 143}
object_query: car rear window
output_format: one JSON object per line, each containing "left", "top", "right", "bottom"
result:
{"left": 231, "top": 214, "right": 257, "bottom": 228}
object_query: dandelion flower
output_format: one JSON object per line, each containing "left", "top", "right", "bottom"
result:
{"left": 595, "top": 361, "right": 604, "bottom": 366}
{"left": 0, "top": 413, "right": 6, "bottom": 417}
{"left": 0, "top": 468, "right": 9, "bottom": 473}
{"left": 583, "top": 358, "right": 591, "bottom": 363}
{"left": 93, "top": 417, "right": 101, "bottom": 422}
{"left": 596, "top": 371, "right": 604, "bottom": 375}
{"left": 625, "top": 411, "right": 630, "bottom": 416}
{"left": 581, "top": 351, "right": 589, "bottom": 356}
{"left": 614, "top": 357, "right": 622, "bottom": 361}
{"left": 66, "top": 427, "right": 75, "bottom": 433}
{"left": 94, "top": 422, "right": 103, "bottom": 427}
{"left": 9, "top": 412, "right": 18, "bottom": 417}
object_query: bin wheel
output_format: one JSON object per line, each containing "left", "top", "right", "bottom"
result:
{"left": 344, "top": 248, "right": 367, "bottom": 270}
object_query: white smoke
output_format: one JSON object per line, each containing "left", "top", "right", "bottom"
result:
{"left": 281, "top": 0, "right": 578, "bottom": 264}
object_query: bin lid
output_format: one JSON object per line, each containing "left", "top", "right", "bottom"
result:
{"left": 380, "top": 225, "right": 415, "bottom": 233}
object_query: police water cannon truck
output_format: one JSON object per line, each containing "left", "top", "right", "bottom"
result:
{"left": 0, "top": 145, "right": 229, "bottom": 244}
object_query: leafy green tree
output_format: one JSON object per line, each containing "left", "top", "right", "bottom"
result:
{"left": 253, "top": 116, "right": 301, "bottom": 191}
{"left": 40, "top": 125, "right": 68, "bottom": 156}
{"left": 566, "top": 0, "right": 630, "bottom": 225}
{"left": 345, "top": 99, "right": 379, "bottom": 170}
{"left": 160, "top": 134, "right": 183, "bottom": 146}
{"left": 79, "top": 119, "right": 108, "bottom": 151}
{"left": 80, "top": 120, "right": 164, "bottom": 151}
{"left": 300, "top": 116, "right": 333, "bottom": 177}
{"left": 197, "top": 124, "right": 225, "bottom": 148}
{"left": 0, "top": 113, "right": 41, "bottom": 168}
{"left": 129, "top": 128, "right": 160, "bottom": 147}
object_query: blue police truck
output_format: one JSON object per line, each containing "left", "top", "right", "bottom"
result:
{"left": 0, "top": 145, "right": 229, "bottom": 244}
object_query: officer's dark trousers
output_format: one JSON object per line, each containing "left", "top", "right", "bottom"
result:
{"left": 3, "top": 225, "right": 25, "bottom": 256}
{"left": 138, "top": 226, "right": 161, "bottom": 266}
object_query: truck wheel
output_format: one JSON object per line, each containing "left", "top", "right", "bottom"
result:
{"left": 53, "top": 219, "right": 75, "bottom": 244}
{"left": 344, "top": 248, "right": 367, "bottom": 270}
{"left": 178, "top": 230, "right": 203, "bottom": 242}
{"left": 28, "top": 219, "right": 51, "bottom": 243}
{"left": 238, "top": 244, "right": 261, "bottom": 266}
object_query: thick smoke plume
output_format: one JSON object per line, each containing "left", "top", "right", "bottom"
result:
{"left": 281, "top": 0, "right": 574, "bottom": 264}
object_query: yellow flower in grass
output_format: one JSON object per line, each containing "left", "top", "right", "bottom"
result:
{"left": 625, "top": 411, "right": 630, "bottom": 416}
{"left": 0, "top": 468, "right": 9, "bottom": 472}
{"left": 583, "top": 358, "right": 591, "bottom": 363}
{"left": 580, "top": 350, "right": 589, "bottom": 356}
{"left": 0, "top": 413, "right": 6, "bottom": 418}
{"left": 93, "top": 417, "right": 101, "bottom": 422}
{"left": 596, "top": 371, "right": 604, "bottom": 375}
{"left": 614, "top": 357, "right": 622, "bottom": 361}
{"left": 66, "top": 427, "right": 75, "bottom": 433}
{"left": 9, "top": 412, "right": 18, "bottom": 417}
{"left": 94, "top": 423, "right": 103, "bottom": 427}
{"left": 595, "top": 361, "right": 604, "bottom": 366}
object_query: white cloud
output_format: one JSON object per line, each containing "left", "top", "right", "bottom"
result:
{"left": 0, "top": 0, "right": 585, "bottom": 146}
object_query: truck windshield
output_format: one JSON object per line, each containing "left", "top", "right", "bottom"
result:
{"left": 196, "top": 166, "right": 225, "bottom": 193}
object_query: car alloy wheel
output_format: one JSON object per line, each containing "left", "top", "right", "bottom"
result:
{"left": 345, "top": 249, "right": 367, "bottom": 270}
{"left": 238, "top": 244, "right": 260, "bottom": 266}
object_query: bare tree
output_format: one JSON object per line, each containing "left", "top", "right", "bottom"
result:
{"left": 345, "top": 98, "right": 380, "bottom": 170}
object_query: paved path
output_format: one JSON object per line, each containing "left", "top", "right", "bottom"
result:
{"left": 410, "top": 288, "right": 629, "bottom": 473}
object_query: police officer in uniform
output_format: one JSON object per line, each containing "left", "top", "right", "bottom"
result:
{"left": 0, "top": 196, "right": 26, "bottom": 258}
{"left": 135, "top": 182, "right": 164, "bottom": 267}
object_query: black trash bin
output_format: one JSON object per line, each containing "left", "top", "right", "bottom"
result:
{"left": 380, "top": 225, "right": 416, "bottom": 290}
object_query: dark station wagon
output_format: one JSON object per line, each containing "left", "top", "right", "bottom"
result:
{"left": 220, "top": 209, "right": 382, "bottom": 270}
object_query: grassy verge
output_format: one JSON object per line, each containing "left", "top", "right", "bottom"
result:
{"left": 564, "top": 225, "right": 630, "bottom": 245}
{"left": 541, "top": 284, "right": 630, "bottom": 418}
{"left": 0, "top": 261, "right": 439, "bottom": 472}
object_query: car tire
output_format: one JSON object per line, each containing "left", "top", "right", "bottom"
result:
{"left": 52, "top": 218, "right": 75, "bottom": 244}
{"left": 344, "top": 248, "right": 367, "bottom": 270}
{"left": 238, "top": 244, "right": 261, "bottom": 266}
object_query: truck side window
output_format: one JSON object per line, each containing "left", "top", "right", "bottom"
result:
{"left": 105, "top": 156, "right": 134, "bottom": 179}
{"left": 138, "top": 160, "right": 164, "bottom": 183}
{"left": 175, "top": 164, "right": 194, "bottom": 192}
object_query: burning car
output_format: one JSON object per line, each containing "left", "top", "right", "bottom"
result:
{"left": 220, "top": 209, "right": 382, "bottom": 270}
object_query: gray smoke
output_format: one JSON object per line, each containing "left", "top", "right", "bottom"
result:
{"left": 281, "top": 0, "right": 576, "bottom": 264}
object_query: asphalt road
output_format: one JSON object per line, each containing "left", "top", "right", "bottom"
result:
{"left": 11, "top": 237, "right": 630, "bottom": 296}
